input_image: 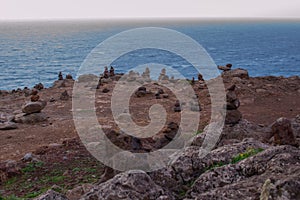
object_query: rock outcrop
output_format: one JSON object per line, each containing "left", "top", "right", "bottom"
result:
{"left": 81, "top": 170, "right": 174, "bottom": 200}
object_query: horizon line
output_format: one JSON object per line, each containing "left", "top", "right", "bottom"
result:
{"left": 1, "top": 16, "right": 300, "bottom": 23}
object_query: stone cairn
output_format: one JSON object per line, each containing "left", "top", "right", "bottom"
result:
{"left": 30, "top": 89, "right": 40, "bottom": 102}
{"left": 135, "top": 86, "right": 147, "bottom": 98}
{"left": 141, "top": 67, "right": 151, "bottom": 82}
{"left": 225, "top": 84, "right": 242, "bottom": 124}
{"left": 103, "top": 66, "right": 109, "bottom": 79}
{"left": 218, "top": 63, "right": 232, "bottom": 72}
{"left": 109, "top": 66, "right": 115, "bottom": 77}
{"left": 13, "top": 89, "right": 47, "bottom": 124}
{"left": 158, "top": 68, "right": 169, "bottom": 82}
{"left": 60, "top": 90, "right": 70, "bottom": 101}
{"left": 190, "top": 94, "right": 201, "bottom": 112}
{"left": 174, "top": 100, "right": 181, "bottom": 112}
{"left": 97, "top": 66, "right": 112, "bottom": 89}
{"left": 58, "top": 72, "right": 63, "bottom": 80}
{"left": 198, "top": 73, "right": 206, "bottom": 89}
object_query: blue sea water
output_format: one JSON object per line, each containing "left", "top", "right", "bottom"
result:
{"left": 0, "top": 20, "right": 300, "bottom": 90}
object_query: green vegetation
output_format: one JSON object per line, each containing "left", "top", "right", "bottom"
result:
{"left": 194, "top": 130, "right": 203, "bottom": 135}
{"left": 231, "top": 148, "right": 264, "bottom": 164}
{"left": 205, "top": 161, "right": 226, "bottom": 171}
{"left": 1, "top": 160, "right": 103, "bottom": 199}
{"left": 21, "top": 161, "right": 44, "bottom": 173}
{"left": 205, "top": 148, "right": 264, "bottom": 172}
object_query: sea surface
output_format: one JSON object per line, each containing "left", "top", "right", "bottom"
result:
{"left": 0, "top": 19, "right": 300, "bottom": 90}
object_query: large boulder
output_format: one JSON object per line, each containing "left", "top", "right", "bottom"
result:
{"left": 270, "top": 117, "right": 298, "bottom": 147}
{"left": 22, "top": 101, "right": 46, "bottom": 114}
{"left": 81, "top": 170, "right": 174, "bottom": 200}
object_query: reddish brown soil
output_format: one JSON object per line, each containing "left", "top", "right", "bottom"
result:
{"left": 0, "top": 74, "right": 299, "bottom": 198}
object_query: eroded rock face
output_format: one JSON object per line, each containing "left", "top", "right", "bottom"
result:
{"left": 150, "top": 139, "right": 269, "bottom": 195}
{"left": 185, "top": 145, "right": 300, "bottom": 200}
{"left": 81, "top": 170, "right": 174, "bottom": 200}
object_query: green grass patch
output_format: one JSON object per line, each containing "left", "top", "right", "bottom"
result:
{"left": 194, "top": 130, "right": 203, "bottom": 136}
{"left": 231, "top": 148, "right": 264, "bottom": 164}
{"left": 205, "top": 161, "right": 226, "bottom": 171}
{"left": 21, "top": 161, "right": 44, "bottom": 173}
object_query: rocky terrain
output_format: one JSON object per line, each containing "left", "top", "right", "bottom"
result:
{"left": 0, "top": 66, "right": 300, "bottom": 199}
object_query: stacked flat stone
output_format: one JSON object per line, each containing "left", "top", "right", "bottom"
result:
{"left": 225, "top": 84, "right": 242, "bottom": 124}
{"left": 158, "top": 68, "right": 169, "bottom": 81}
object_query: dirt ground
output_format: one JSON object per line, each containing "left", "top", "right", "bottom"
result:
{"left": 0, "top": 75, "right": 300, "bottom": 162}
{"left": 0, "top": 73, "right": 300, "bottom": 198}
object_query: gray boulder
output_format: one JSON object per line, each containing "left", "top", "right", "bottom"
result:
{"left": 81, "top": 170, "right": 174, "bottom": 200}
{"left": 22, "top": 101, "right": 46, "bottom": 114}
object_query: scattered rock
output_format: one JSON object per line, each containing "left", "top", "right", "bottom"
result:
{"left": 0, "top": 122, "right": 17, "bottom": 130}
{"left": 49, "top": 97, "right": 56, "bottom": 102}
{"left": 162, "top": 94, "right": 169, "bottom": 98}
{"left": 34, "top": 83, "right": 44, "bottom": 90}
{"left": 65, "top": 74, "right": 73, "bottom": 80}
{"left": 102, "top": 88, "right": 110, "bottom": 93}
{"left": 14, "top": 113, "right": 47, "bottom": 124}
{"left": 60, "top": 90, "right": 69, "bottom": 101}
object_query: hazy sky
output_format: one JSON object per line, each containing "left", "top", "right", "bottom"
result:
{"left": 1, "top": 0, "right": 300, "bottom": 20}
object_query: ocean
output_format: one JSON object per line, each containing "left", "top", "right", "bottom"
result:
{"left": 0, "top": 19, "right": 300, "bottom": 90}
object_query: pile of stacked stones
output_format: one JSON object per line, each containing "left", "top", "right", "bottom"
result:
{"left": 141, "top": 67, "right": 151, "bottom": 82}
{"left": 158, "top": 68, "right": 169, "bottom": 82}
{"left": 135, "top": 86, "right": 147, "bottom": 98}
{"left": 14, "top": 90, "right": 47, "bottom": 124}
{"left": 198, "top": 73, "right": 206, "bottom": 89}
{"left": 217, "top": 63, "right": 232, "bottom": 72}
{"left": 190, "top": 94, "right": 201, "bottom": 112}
{"left": 97, "top": 66, "right": 115, "bottom": 89}
{"left": 174, "top": 100, "right": 181, "bottom": 112}
{"left": 225, "top": 84, "right": 242, "bottom": 124}
{"left": 60, "top": 90, "right": 70, "bottom": 100}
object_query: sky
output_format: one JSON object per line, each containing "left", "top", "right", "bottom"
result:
{"left": 1, "top": 0, "right": 300, "bottom": 20}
